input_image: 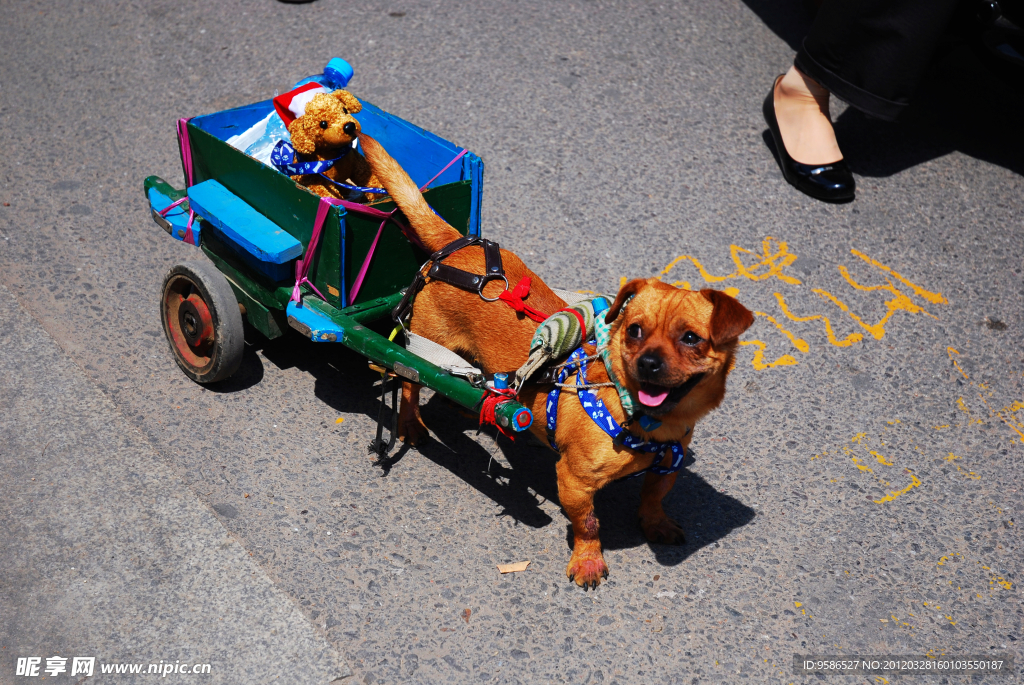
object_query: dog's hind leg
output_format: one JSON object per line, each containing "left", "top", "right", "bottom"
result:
{"left": 638, "top": 472, "right": 687, "bottom": 544}
{"left": 397, "top": 381, "right": 429, "bottom": 446}
{"left": 557, "top": 460, "right": 610, "bottom": 589}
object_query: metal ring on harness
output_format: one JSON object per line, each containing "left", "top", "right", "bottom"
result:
{"left": 478, "top": 274, "right": 509, "bottom": 301}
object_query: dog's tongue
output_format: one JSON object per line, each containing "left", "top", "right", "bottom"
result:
{"left": 638, "top": 384, "right": 670, "bottom": 407}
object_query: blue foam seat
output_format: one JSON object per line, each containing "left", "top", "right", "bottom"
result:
{"left": 187, "top": 179, "right": 303, "bottom": 264}
{"left": 147, "top": 185, "right": 199, "bottom": 244}
{"left": 286, "top": 301, "right": 345, "bottom": 342}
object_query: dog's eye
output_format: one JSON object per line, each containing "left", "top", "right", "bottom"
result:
{"left": 319, "top": 120, "right": 329, "bottom": 130}
{"left": 626, "top": 323, "right": 643, "bottom": 339}
{"left": 680, "top": 331, "right": 702, "bottom": 346}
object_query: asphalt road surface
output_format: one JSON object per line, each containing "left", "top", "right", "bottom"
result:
{"left": 2, "top": 1, "right": 1022, "bottom": 683}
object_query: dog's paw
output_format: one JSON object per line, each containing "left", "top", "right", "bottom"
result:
{"left": 398, "top": 414, "right": 429, "bottom": 446}
{"left": 566, "top": 551, "right": 609, "bottom": 590}
{"left": 640, "top": 515, "right": 687, "bottom": 545}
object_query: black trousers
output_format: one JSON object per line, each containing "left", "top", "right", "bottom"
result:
{"left": 795, "top": 0, "right": 960, "bottom": 121}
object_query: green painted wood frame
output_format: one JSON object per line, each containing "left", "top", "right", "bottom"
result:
{"left": 183, "top": 122, "right": 472, "bottom": 311}
{"left": 155, "top": 117, "right": 534, "bottom": 423}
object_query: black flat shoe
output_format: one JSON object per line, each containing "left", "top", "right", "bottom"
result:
{"left": 762, "top": 75, "right": 855, "bottom": 203}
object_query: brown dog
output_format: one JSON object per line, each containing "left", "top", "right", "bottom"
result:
{"left": 358, "top": 133, "right": 754, "bottom": 588}
{"left": 287, "top": 90, "right": 382, "bottom": 201}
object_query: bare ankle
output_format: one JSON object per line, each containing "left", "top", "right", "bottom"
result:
{"left": 777, "top": 67, "right": 830, "bottom": 110}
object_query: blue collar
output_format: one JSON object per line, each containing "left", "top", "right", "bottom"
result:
{"left": 545, "top": 346, "right": 690, "bottom": 477}
{"left": 270, "top": 139, "right": 351, "bottom": 176}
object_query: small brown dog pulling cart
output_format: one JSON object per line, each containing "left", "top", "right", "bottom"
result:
{"left": 146, "top": 58, "right": 755, "bottom": 588}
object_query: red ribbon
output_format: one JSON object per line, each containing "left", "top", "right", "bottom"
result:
{"left": 498, "top": 277, "right": 548, "bottom": 323}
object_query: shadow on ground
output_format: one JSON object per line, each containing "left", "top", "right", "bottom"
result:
{"left": 225, "top": 324, "right": 756, "bottom": 565}
{"left": 590, "top": 471, "right": 756, "bottom": 567}
{"left": 747, "top": 0, "right": 1024, "bottom": 179}
{"left": 417, "top": 393, "right": 756, "bottom": 567}
{"left": 205, "top": 328, "right": 268, "bottom": 393}
{"left": 837, "top": 46, "right": 1024, "bottom": 178}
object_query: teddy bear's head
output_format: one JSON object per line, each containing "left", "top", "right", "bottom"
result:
{"left": 288, "top": 90, "right": 363, "bottom": 157}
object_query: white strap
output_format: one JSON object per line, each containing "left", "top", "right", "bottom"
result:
{"left": 404, "top": 286, "right": 590, "bottom": 377}
{"left": 404, "top": 332, "right": 481, "bottom": 376}
{"left": 551, "top": 287, "right": 591, "bottom": 305}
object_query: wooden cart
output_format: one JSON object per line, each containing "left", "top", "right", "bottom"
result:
{"left": 145, "top": 60, "right": 533, "bottom": 448}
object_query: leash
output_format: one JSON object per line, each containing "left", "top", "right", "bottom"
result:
{"left": 392, "top": 235, "right": 546, "bottom": 325}
{"left": 545, "top": 347, "right": 690, "bottom": 478}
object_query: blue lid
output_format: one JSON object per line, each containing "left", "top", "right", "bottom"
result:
{"left": 592, "top": 296, "right": 610, "bottom": 314}
{"left": 324, "top": 58, "right": 354, "bottom": 88}
{"left": 493, "top": 372, "right": 509, "bottom": 390}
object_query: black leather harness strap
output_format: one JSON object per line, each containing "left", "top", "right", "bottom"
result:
{"left": 427, "top": 239, "right": 503, "bottom": 293}
{"left": 392, "top": 236, "right": 507, "bottom": 324}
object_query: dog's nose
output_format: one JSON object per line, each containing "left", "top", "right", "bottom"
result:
{"left": 636, "top": 353, "right": 663, "bottom": 377}
{"left": 343, "top": 122, "right": 356, "bottom": 136}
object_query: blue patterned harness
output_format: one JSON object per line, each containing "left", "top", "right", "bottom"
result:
{"left": 545, "top": 346, "right": 689, "bottom": 478}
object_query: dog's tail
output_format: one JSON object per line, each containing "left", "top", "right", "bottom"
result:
{"left": 358, "top": 133, "right": 462, "bottom": 253}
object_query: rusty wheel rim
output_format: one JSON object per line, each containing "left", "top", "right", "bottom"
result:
{"left": 164, "top": 275, "right": 216, "bottom": 373}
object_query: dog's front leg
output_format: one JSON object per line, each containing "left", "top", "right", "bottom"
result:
{"left": 557, "top": 458, "right": 609, "bottom": 589}
{"left": 637, "top": 471, "right": 686, "bottom": 544}
{"left": 397, "top": 381, "right": 429, "bottom": 446}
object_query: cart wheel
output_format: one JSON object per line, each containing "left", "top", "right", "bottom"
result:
{"left": 161, "top": 261, "right": 244, "bottom": 384}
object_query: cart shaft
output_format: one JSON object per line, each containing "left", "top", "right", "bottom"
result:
{"left": 301, "top": 297, "right": 531, "bottom": 430}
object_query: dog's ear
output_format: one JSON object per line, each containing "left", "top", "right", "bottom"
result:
{"left": 332, "top": 89, "right": 362, "bottom": 114}
{"left": 289, "top": 119, "right": 316, "bottom": 155}
{"left": 605, "top": 279, "right": 648, "bottom": 324}
{"left": 700, "top": 289, "right": 754, "bottom": 345}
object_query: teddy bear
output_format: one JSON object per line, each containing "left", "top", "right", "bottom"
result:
{"left": 272, "top": 85, "right": 383, "bottom": 201}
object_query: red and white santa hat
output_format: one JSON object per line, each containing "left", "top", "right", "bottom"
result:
{"left": 273, "top": 82, "right": 331, "bottom": 128}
